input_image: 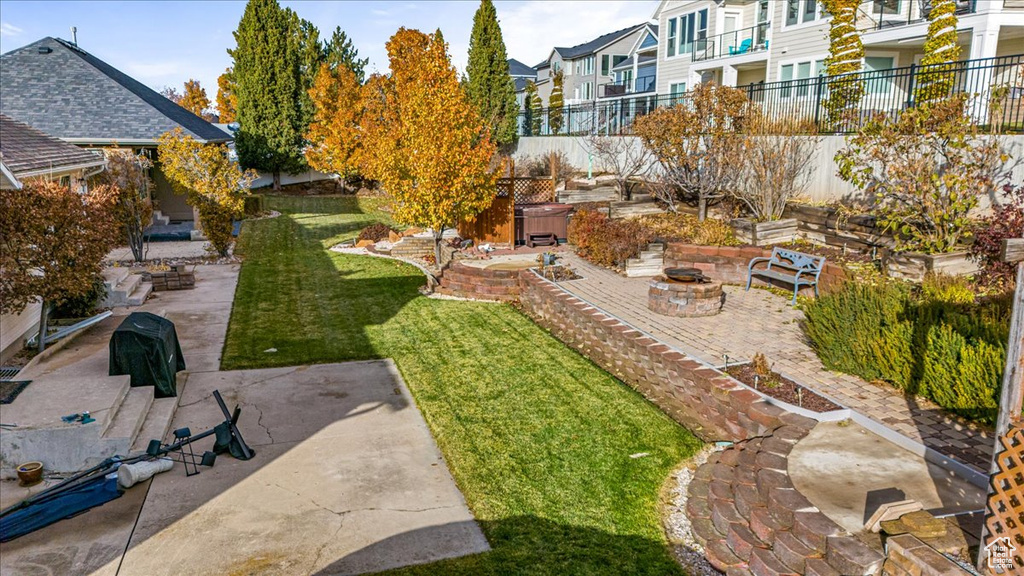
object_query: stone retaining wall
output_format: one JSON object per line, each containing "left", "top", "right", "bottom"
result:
{"left": 437, "top": 262, "right": 522, "bottom": 302}
{"left": 517, "top": 270, "right": 888, "bottom": 574}
{"left": 664, "top": 244, "right": 850, "bottom": 296}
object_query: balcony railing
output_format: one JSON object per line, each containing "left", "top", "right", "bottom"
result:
{"left": 863, "top": 0, "right": 975, "bottom": 32}
{"left": 691, "top": 23, "right": 770, "bottom": 62}
{"left": 599, "top": 76, "right": 657, "bottom": 98}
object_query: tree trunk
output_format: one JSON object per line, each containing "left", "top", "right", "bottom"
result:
{"left": 273, "top": 171, "right": 281, "bottom": 191}
{"left": 37, "top": 300, "right": 50, "bottom": 353}
{"left": 128, "top": 221, "right": 145, "bottom": 262}
{"left": 433, "top": 228, "right": 445, "bottom": 271}
{"left": 698, "top": 196, "right": 708, "bottom": 222}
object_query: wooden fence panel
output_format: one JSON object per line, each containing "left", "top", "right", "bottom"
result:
{"left": 458, "top": 194, "right": 513, "bottom": 246}
{"left": 983, "top": 422, "right": 1024, "bottom": 573}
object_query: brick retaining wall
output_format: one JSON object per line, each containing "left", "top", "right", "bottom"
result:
{"left": 664, "top": 244, "right": 850, "bottom": 296}
{"left": 517, "top": 270, "right": 888, "bottom": 574}
{"left": 437, "top": 262, "right": 522, "bottom": 302}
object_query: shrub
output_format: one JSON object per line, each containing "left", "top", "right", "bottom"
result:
{"left": 568, "top": 210, "right": 653, "bottom": 268}
{"left": 970, "top": 181, "right": 1023, "bottom": 289}
{"left": 51, "top": 275, "right": 107, "bottom": 319}
{"left": 635, "top": 213, "right": 739, "bottom": 246}
{"left": 803, "top": 277, "right": 1010, "bottom": 424}
{"left": 516, "top": 151, "right": 580, "bottom": 181}
{"left": 358, "top": 223, "right": 397, "bottom": 243}
{"left": 733, "top": 115, "right": 820, "bottom": 222}
{"left": 243, "top": 194, "right": 265, "bottom": 216}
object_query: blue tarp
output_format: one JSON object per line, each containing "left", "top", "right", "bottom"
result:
{"left": 0, "top": 474, "right": 122, "bottom": 542}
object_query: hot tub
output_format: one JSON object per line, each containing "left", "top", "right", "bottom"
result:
{"left": 514, "top": 203, "right": 572, "bottom": 247}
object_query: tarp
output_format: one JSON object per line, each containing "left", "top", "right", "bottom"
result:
{"left": 109, "top": 312, "right": 185, "bottom": 398}
{"left": 0, "top": 473, "right": 122, "bottom": 542}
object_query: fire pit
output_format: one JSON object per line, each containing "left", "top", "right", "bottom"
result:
{"left": 648, "top": 271, "right": 723, "bottom": 317}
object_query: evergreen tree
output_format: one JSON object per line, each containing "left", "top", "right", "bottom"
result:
{"left": 229, "top": 0, "right": 306, "bottom": 190}
{"left": 548, "top": 71, "right": 564, "bottom": 135}
{"left": 526, "top": 81, "right": 543, "bottom": 135}
{"left": 324, "top": 27, "right": 368, "bottom": 84}
{"left": 821, "top": 0, "right": 863, "bottom": 132}
{"left": 465, "top": 0, "right": 518, "bottom": 148}
{"left": 289, "top": 12, "right": 323, "bottom": 131}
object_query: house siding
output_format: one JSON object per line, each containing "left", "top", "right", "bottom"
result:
{"left": 589, "top": 30, "right": 647, "bottom": 100}
{"left": 765, "top": 1, "right": 830, "bottom": 82}
{"left": 1, "top": 302, "right": 40, "bottom": 362}
{"left": 657, "top": 1, "right": 721, "bottom": 93}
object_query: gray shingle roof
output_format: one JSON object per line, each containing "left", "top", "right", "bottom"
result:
{"left": 513, "top": 77, "right": 531, "bottom": 93}
{"left": 0, "top": 37, "right": 230, "bottom": 145}
{"left": 0, "top": 114, "right": 104, "bottom": 176}
{"left": 508, "top": 58, "right": 536, "bottom": 78}
{"left": 554, "top": 23, "right": 649, "bottom": 60}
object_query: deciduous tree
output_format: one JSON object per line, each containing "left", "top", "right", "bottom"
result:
{"left": 306, "top": 62, "right": 363, "bottom": 185}
{"left": 835, "top": 96, "right": 1008, "bottom": 253}
{"left": 157, "top": 128, "right": 257, "bottom": 256}
{"left": 548, "top": 71, "right": 564, "bottom": 135}
{"left": 821, "top": 0, "right": 864, "bottom": 131}
{"left": 180, "top": 79, "right": 213, "bottom": 120}
{"left": 361, "top": 28, "right": 497, "bottom": 266}
{"left": 466, "top": 0, "right": 518, "bottom": 148}
{"left": 585, "top": 135, "right": 654, "bottom": 201}
{"left": 734, "top": 116, "right": 820, "bottom": 221}
{"left": 160, "top": 86, "right": 182, "bottom": 104}
{"left": 99, "top": 149, "right": 154, "bottom": 262}
{"left": 916, "top": 0, "right": 962, "bottom": 105}
{"left": 0, "top": 180, "right": 117, "bottom": 351}
{"left": 216, "top": 68, "right": 238, "bottom": 123}
{"left": 634, "top": 82, "right": 749, "bottom": 221}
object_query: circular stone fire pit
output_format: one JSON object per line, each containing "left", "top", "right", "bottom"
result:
{"left": 648, "top": 275, "right": 724, "bottom": 317}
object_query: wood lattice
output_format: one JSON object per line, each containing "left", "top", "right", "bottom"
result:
{"left": 984, "top": 421, "right": 1024, "bottom": 573}
{"left": 497, "top": 177, "right": 555, "bottom": 205}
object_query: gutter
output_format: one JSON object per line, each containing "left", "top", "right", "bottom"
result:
{"left": 17, "top": 159, "right": 107, "bottom": 179}
{"left": 0, "top": 161, "right": 23, "bottom": 190}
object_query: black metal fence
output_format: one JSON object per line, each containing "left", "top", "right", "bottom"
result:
{"left": 518, "top": 53, "right": 1024, "bottom": 137}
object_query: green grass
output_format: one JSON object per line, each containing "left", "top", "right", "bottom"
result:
{"left": 223, "top": 195, "right": 702, "bottom": 575}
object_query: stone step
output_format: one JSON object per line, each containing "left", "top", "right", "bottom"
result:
{"left": 130, "top": 397, "right": 179, "bottom": 453}
{"left": 103, "top": 386, "right": 154, "bottom": 444}
{"left": 625, "top": 265, "right": 663, "bottom": 278}
{"left": 647, "top": 242, "right": 666, "bottom": 252}
{"left": 127, "top": 281, "right": 153, "bottom": 306}
{"left": 639, "top": 250, "right": 665, "bottom": 259}
{"left": 611, "top": 202, "right": 664, "bottom": 218}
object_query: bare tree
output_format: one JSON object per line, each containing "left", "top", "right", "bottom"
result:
{"left": 733, "top": 116, "right": 820, "bottom": 221}
{"left": 585, "top": 135, "right": 655, "bottom": 201}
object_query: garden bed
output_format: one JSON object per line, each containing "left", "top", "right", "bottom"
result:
{"left": 726, "top": 364, "right": 842, "bottom": 413}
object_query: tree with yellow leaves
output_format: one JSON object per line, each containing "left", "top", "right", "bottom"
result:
{"left": 305, "top": 63, "right": 363, "bottom": 187}
{"left": 180, "top": 79, "right": 213, "bottom": 120}
{"left": 157, "top": 128, "right": 257, "bottom": 256}
{"left": 217, "top": 68, "right": 238, "bottom": 123}
{"left": 361, "top": 28, "right": 497, "bottom": 265}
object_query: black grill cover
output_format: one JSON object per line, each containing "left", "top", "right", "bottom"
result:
{"left": 108, "top": 312, "right": 185, "bottom": 398}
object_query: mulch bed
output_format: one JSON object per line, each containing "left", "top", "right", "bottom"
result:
{"left": 726, "top": 364, "right": 842, "bottom": 413}
{"left": 0, "top": 379, "right": 32, "bottom": 404}
{"left": 536, "top": 265, "right": 581, "bottom": 282}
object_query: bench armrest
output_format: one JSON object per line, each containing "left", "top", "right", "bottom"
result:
{"left": 747, "top": 257, "right": 772, "bottom": 272}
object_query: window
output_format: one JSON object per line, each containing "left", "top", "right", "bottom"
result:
{"left": 670, "top": 82, "right": 687, "bottom": 102}
{"left": 864, "top": 56, "right": 895, "bottom": 94}
{"left": 678, "top": 9, "right": 708, "bottom": 55}
{"left": 585, "top": 56, "right": 595, "bottom": 75}
{"left": 786, "top": 0, "right": 820, "bottom": 25}
{"left": 781, "top": 58, "right": 827, "bottom": 97}
{"left": 59, "top": 175, "right": 71, "bottom": 188}
{"left": 581, "top": 81, "right": 594, "bottom": 100}
{"left": 602, "top": 55, "right": 610, "bottom": 76}
{"left": 667, "top": 18, "right": 677, "bottom": 57}
{"left": 874, "top": 0, "right": 900, "bottom": 14}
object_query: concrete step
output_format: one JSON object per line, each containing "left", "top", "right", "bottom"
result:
{"left": 103, "top": 386, "right": 154, "bottom": 444}
{"left": 639, "top": 250, "right": 664, "bottom": 259}
{"left": 117, "top": 272, "right": 142, "bottom": 296}
{"left": 152, "top": 210, "right": 170, "bottom": 226}
{"left": 625, "top": 265, "right": 664, "bottom": 278}
{"left": 127, "top": 282, "right": 153, "bottom": 306}
{"left": 647, "top": 242, "right": 666, "bottom": 252}
{"left": 130, "top": 397, "right": 179, "bottom": 453}
{"left": 101, "top": 266, "right": 130, "bottom": 291}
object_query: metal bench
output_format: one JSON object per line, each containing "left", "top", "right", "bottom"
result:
{"left": 745, "top": 247, "right": 826, "bottom": 305}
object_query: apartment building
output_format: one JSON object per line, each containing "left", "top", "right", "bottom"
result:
{"left": 534, "top": 24, "right": 653, "bottom": 105}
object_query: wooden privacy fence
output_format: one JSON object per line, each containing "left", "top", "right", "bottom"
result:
{"left": 983, "top": 422, "right": 1024, "bottom": 573}
{"left": 458, "top": 177, "right": 556, "bottom": 246}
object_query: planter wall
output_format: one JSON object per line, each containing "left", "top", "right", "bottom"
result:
{"left": 782, "top": 204, "right": 892, "bottom": 253}
{"left": 884, "top": 250, "right": 980, "bottom": 282}
{"left": 436, "top": 262, "right": 522, "bottom": 302}
{"left": 730, "top": 218, "right": 799, "bottom": 246}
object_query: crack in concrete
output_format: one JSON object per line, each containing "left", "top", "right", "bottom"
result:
{"left": 267, "top": 481, "right": 457, "bottom": 518}
{"left": 176, "top": 368, "right": 302, "bottom": 408}
{"left": 241, "top": 401, "right": 274, "bottom": 445}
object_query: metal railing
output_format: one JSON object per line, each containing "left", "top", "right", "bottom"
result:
{"left": 861, "top": 0, "right": 976, "bottom": 32}
{"left": 517, "top": 53, "right": 1024, "bottom": 136}
{"left": 692, "top": 23, "right": 770, "bottom": 62}
{"left": 599, "top": 76, "right": 657, "bottom": 98}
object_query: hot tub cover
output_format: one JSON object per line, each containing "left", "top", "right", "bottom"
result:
{"left": 109, "top": 312, "right": 185, "bottom": 398}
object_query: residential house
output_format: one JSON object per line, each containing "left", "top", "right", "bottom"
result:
{"left": 652, "top": 0, "right": 1023, "bottom": 106}
{"left": 0, "top": 37, "right": 232, "bottom": 224}
{"left": 0, "top": 114, "right": 108, "bottom": 361}
{"left": 509, "top": 58, "right": 538, "bottom": 111}
{"left": 534, "top": 23, "right": 654, "bottom": 106}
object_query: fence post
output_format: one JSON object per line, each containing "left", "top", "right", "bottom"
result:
{"left": 905, "top": 63, "right": 917, "bottom": 109}
{"left": 813, "top": 75, "right": 825, "bottom": 131}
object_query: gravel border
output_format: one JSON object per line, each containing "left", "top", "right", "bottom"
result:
{"left": 663, "top": 445, "right": 725, "bottom": 576}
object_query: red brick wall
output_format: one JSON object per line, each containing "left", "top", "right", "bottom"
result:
{"left": 438, "top": 262, "right": 522, "bottom": 302}
{"left": 664, "top": 244, "right": 849, "bottom": 296}
{"left": 517, "top": 270, "right": 804, "bottom": 442}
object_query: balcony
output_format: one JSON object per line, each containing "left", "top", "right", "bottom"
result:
{"left": 599, "top": 76, "right": 656, "bottom": 99}
{"left": 689, "top": 23, "right": 770, "bottom": 63}
{"left": 861, "top": 0, "right": 975, "bottom": 32}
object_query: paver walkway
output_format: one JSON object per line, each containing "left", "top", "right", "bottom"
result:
{"left": 558, "top": 253, "right": 993, "bottom": 471}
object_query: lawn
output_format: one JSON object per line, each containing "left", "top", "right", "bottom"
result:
{"left": 223, "top": 195, "right": 702, "bottom": 574}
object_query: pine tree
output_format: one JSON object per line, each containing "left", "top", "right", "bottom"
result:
{"left": 821, "top": 0, "right": 864, "bottom": 132}
{"left": 526, "top": 81, "right": 543, "bottom": 135}
{"left": 324, "top": 27, "right": 368, "bottom": 84}
{"left": 916, "top": 0, "right": 962, "bottom": 105}
{"left": 465, "top": 0, "right": 519, "bottom": 148}
{"left": 548, "top": 71, "right": 564, "bottom": 135}
{"left": 289, "top": 12, "right": 323, "bottom": 132}
{"left": 229, "top": 0, "right": 306, "bottom": 190}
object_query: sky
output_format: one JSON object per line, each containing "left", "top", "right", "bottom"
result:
{"left": 0, "top": 0, "right": 658, "bottom": 100}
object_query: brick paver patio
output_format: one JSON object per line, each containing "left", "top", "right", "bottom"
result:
{"left": 558, "top": 253, "right": 993, "bottom": 471}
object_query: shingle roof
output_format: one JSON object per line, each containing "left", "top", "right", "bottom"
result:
{"left": 0, "top": 37, "right": 230, "bottom": 145}
{"left": 0, "top": 114, "right": 104, "bottom": 176}
{"left": 554, "top": 23, "right": 649, "bottom": 60}
{"left": 508, "top": 58, "right": 536, "bottom": 78}
{"left": 513, "top": 77, "right": 531, "bottom": 93}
